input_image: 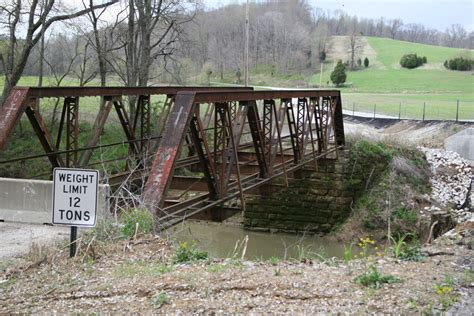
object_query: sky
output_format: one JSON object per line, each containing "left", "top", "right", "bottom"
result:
{"left": 205, "top": 0, "right": 474, "bottom": 32}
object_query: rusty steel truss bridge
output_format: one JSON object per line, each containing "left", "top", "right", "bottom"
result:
{"left": 0, "top": 86, "right": 345, "bottom": 229}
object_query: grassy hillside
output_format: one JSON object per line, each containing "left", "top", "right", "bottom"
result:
{"left": 366, "top": 37, "right": 473, "bottom": 67}
{"left": 310, "top": 36, "right": 474, "bottom": 94}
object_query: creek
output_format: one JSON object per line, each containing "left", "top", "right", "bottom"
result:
{"left": 168, "top": 219, "right": 347, "bottom": 260}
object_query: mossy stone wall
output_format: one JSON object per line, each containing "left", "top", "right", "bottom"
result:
{"left": 243, "top": 150, "right": 388, "bottom": 234}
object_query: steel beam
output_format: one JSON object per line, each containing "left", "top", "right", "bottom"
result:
{"left": 142, "top": 92, "right": 196, "bottom": 211}
{"left": 0, "top": 87, "right": 30, "bottom": 151}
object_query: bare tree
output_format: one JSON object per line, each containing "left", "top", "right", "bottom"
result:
{"left": 349, "top": 23, "right": 361, "bottom": 70}
{"left": 74, "top": 40, "right": 97, "bottom": 86}
{"left": 444, "top": 24, "right": 468, "bottom": 48}
{"left": 83, "top": 0, "right": 110, "bottom": 86}
{"left": 105, "top": 0, "right": 198, "bottom": 88}
{"left": 0, "top": 0, "right": 118, "bottom": 106}
{"left": 42, "top": 33, "right": 81, "bottom": 131}
{"left": 388, "top": 19, "right": 402, "bottom": 39}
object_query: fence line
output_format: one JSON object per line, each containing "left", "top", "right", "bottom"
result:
{"left": 344, "top": 99, "right": 474, "bottom": 122}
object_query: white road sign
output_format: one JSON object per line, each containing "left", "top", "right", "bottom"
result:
{"left": 52, "top": 168, "right": 98, "bottom": 227}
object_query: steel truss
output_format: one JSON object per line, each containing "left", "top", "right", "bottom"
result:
{"left": 0, "top": 86, "right": 345, "bottom": 229}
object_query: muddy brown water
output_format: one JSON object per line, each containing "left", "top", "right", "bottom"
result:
{"left": 167, "top": 220, "right": 348, "bottom": 260}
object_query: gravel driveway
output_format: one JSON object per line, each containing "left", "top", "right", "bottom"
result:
{"left": 0, "top": 222, "right": 69, "bottom": 261}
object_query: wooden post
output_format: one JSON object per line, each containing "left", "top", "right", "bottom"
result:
{"left": 422, "top": 102, "right": 426, "bottom": 121}
{"left": 456, "top": 100, "right": 459, "bottom": 122}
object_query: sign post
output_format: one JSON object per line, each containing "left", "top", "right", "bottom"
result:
{"left": 52, "top": 168, "right": 99, "bottom": 257}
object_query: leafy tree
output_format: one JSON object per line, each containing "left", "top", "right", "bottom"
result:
{"left": 364, "top": 57, "right": 369, "bottom": 67}
{"left": 330, "top": 60, "right": 347, "bottom": 86}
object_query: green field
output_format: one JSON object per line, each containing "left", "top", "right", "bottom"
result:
{"left": 309, "top": 37, "right": 474, "bottom": 120}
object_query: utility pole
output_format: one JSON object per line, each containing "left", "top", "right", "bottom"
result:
{"left": 244, "top": 0, "right": 249, "bottom": 87}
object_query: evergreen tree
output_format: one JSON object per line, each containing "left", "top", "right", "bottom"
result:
{"left": 319, "top": 50, "right": 326, "bottom": 62}
{"left": 330, "top": 60, "right": 347, "bottom": 86}
{"left": 364, "top": 57, "right": 369, "bottom": 67}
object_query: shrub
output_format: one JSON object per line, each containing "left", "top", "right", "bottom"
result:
{"left": 446, "top": 57, "right": 472, "bottom": 71}
{"left": 350, "top": 139, "right": 393, "bottom": 164}
{"left": 172, "top": 242, "right": 208, "bottom": 263}
{"left": 151, "top": 292, "right": 170, "bottom": 309}
{"left": 355, "top": 265, "right": 401, "bottom": 288}
{"left": 330, "top": 60, "right": 347, "bottom": 86}
{"left": 363, "top": 57, "right": 369, "bottom": 67}
{"left": 121, "top": 208, "right": 155, "bottom": 238}
{"left": 357, "top": 58, "right": 362, "bottom": 67}
{"left": 91, "top": 218, "right": 121, "bottom": 241}
{"left": 400, "top": 53, "right": 426, "bottom": 69}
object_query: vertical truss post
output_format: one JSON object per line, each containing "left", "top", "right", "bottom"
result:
{"left": 189, "top": 107, "right": 219, "bottom": 200}
{"left": 229, "top": 101, "right": 237, "bottom": 121}
{"left": 285, "top": 98, "right": 301, "bottom": 163}
{"left": 64, "top": 97, "right": 79, "bottom": 167}
{"left": 133, "top": 95, "right": 151, "bottom": 152}
{"left": 272, "top": 100, "right": 289, "bottom": 186}
{"left": 214, "top": 102, "right": 229, "bottom": 197}
{"left": 296, "top": 98, "right": 307, "bottom": 157}
{"left": 263, "top": 100, "right": 274, "bottom": 173}
{"left": 321, "top": 96, "right": 331, "bottom": 151}
{"left": 304, "top": 98, "right": 318, "bottom": 167}
{"left": 311, "top": 97, "right": 324, "bottom": 153}
{"left": 246, "top": 100, "right": 268, "bottom": 178}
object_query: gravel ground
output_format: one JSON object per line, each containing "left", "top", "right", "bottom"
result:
{"left": 0, "top": 232, "right": 472, "bottom": 314}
